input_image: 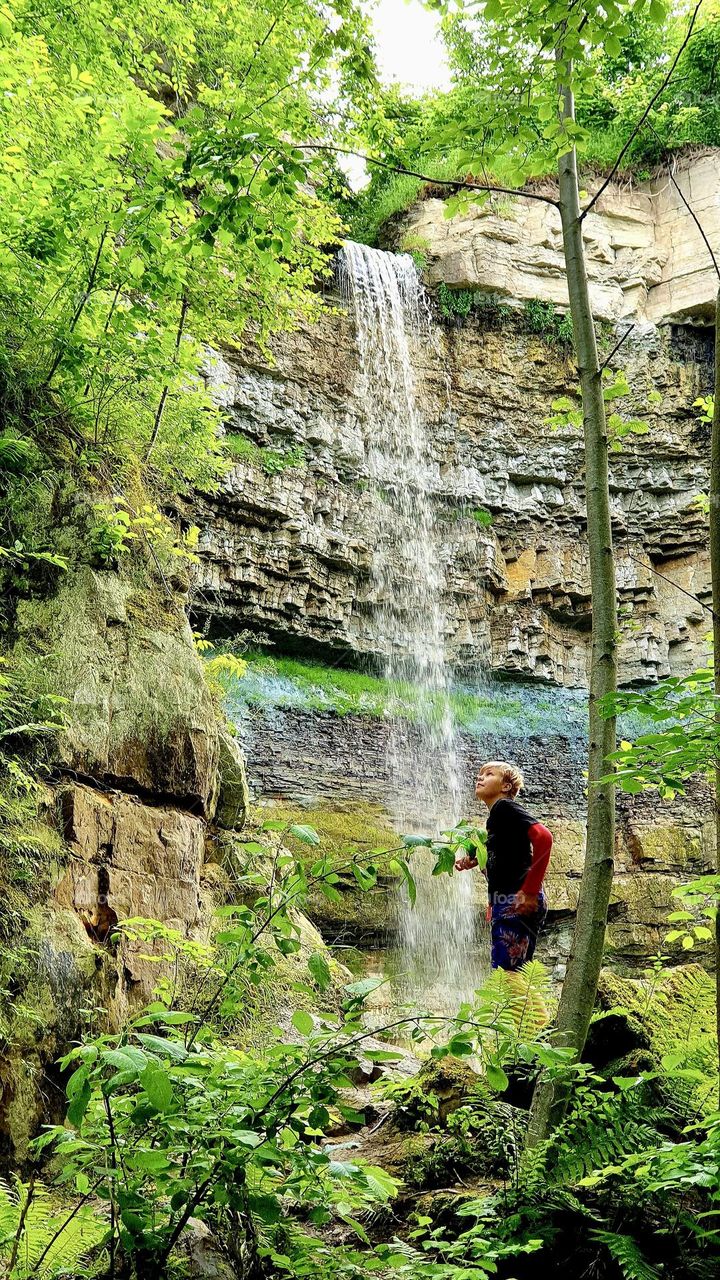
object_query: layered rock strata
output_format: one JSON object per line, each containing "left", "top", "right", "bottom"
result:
{"left": 391, "top": 151, "right": 720, "bottom": 326}
{"left": 1, "top": 566, "right": 240, "bottom": 1162}
{"left": 195, "top": 315, "right": 712, "bottom": 688}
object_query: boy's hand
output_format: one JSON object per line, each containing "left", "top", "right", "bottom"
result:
{"left": 454, "top": 854, "right": 478, "bottom": 872}
{"left": 514, "top": 890, "right": 539, "bottom": 916}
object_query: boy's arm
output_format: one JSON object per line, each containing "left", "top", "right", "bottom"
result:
{"left": 517, "top": 822, "right": 552, "bottom": 899}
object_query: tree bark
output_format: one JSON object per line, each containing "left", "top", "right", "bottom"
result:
{"left": 711, "top": 287, "right": 720, "bottom": 1086}
{"left": 527, "top": 78, "right": 618, "bottom": 1146}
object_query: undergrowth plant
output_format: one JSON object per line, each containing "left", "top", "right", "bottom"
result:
{"left": 0, "top": 1176, "right": 107, "bottom": 1280}
{"left": 21, "top": 818, "right": 570, "bottom": 1280}
{"left": 224, "top": 434, "right": 307, "bottom": 476}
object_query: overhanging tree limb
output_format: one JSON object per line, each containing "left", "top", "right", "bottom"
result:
{"left": 294, "top": 142, "right": 561, "bottom": 207}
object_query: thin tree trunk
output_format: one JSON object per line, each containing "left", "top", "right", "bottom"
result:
{"left": 527, "top": 78, "right": 618, "bottom": 1146}
{"left": 43, "top": 226, "right": 109, "bottom": 388}
{"left": 145, "top": 293, "right": 189, "bottom": 460}
{"left": 711, "top": 287, "right": 720, "bottom": 1089}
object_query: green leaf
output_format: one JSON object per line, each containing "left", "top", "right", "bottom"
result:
{"left": 486, "top": 1063, "right": 509, "bottom": 1092}
{"left": 308, "top": 951, "right": 331, "bottom": 990}
{"left": 389, "top": 857, "right": 417, "bottom": 906}
{"left": 135, "top": 1034, "right": 188, "bottom": 1062}
{"left": 363, "top": 1165, "right": 398, "bottom": 1202}
{"left": 248, "top": 1192, "right": 282, "bottom": 1223}
{"left": 288, "top": 823, "right": 321, "bottom": 846}
{"left": 67, "top": 1079, "right": 92, "bottom": 1128}
{"left": 432, "top": 845, "right": 456, "bottom": 876}
{"left": 103, "top": 1046, "right": 147, "bottom": 1072}
{"left": 351, "top": 863, "right": 377, "bottom": 891}
{"left": 127, "top": 1149, "right": 172, "bottom": 1172}
{"left": 140, "top": 1064, "right": 175, "bottom": 1112}
{"left": 449, "top": 1033, "right": 474, "bottom": 1057}
{"left": 292, "top": 1009, "right": 314, "bottom": 1036}
{"left": 344, "top": 976, "right": 386, "bottom": 999}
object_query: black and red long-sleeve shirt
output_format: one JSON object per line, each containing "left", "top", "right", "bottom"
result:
{"left": 485, "top": 798, "right": 552, "bottom": 903}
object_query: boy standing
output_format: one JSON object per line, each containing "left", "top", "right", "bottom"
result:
{"left": 455, "top": 761, "right": 552, "bottom": 971}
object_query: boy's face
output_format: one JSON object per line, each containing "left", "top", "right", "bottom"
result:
{"left": 474, "top": 763, "right": 509, "bottom": 805}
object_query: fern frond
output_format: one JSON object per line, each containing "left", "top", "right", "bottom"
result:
{"left": 0, "top": 1178, "right": 107, "bottom": 1279}
{"left": 590, "top": 1228, "right": 661, "bottom": 1280}
{"left": 0, "top": 432, "right": 39, "bottom": 475}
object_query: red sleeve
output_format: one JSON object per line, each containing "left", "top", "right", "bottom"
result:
{"left": 521, "top": 823, "right": 552, "bottom": 895}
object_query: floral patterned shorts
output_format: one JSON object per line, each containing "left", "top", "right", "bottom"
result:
{"left": 490, "top": 892, "right": 547, "bottom": 971}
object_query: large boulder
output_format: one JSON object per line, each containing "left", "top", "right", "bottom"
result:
{"left": 14, "top": 566, "right": 219, "bottom": 814}
{"left": 55, "top": 782, "right": 205, "bottom": 1002}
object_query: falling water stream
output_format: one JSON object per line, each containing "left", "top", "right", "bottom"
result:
{"left": 338, "top": 242, "right": 487, "bottom": 1015}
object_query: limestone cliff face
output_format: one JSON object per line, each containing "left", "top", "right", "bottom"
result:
{"left": 196, "top": 307, "right": 711, "bottom": 689}
{"left": 390, "top": 151, "right": 720, "bottom": 326}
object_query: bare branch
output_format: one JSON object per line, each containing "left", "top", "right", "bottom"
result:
{"left": 294, "top": 143, "right": 560, "bottom": 208}
{"left": 599, "top": 324, "right": 635, "bottom": 373}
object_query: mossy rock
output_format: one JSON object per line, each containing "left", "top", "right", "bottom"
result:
{"left": 391, "top": 1058, "right": 480, "bottom": 1130}
{"left": 13, "top": 566, "right": 219, "bottom": 813}
{"left": 0, "top": 904, "right": 117, "bottom": 1164}
{"left": 592, "top": 965, "right": 717, "bottom": 1116}
{"left": 250, "top": 801, "right": 400, "bottom": 941}
{"left": 586, "top": 970, "right": 651, "bottom": 1068}
{"left": 214, "top": 728, "right": 250, "bottom": 830}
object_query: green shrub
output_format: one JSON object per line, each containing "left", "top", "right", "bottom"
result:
{"left": 472, "top": 292, "right": 512, "bottom": 327}
{"left": 224, "top": 434, "right": 306, "bottom": 475}
{"left": 437, "top": 282, "right": 474, "bottom": 320}
{"left": 522, "top": 299, "right": 574, "bottom": 347}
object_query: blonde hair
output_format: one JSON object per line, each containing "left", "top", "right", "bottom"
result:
{"left": 485, "top": 760, "right": 524, "bottom": 798}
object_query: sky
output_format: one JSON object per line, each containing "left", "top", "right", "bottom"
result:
{"left": 368, "top": 0, "right": 451, "bottom": 95}
{"left": 339, "top": 0, "right": 449, "bottom": 189}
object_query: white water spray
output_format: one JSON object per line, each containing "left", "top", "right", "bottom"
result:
{"left": 338, "top": 241, "right": 485, "bottom": 1012}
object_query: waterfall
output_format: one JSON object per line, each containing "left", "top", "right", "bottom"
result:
{"left": 338, "top": 241, "right": 485, "bottom": 1013}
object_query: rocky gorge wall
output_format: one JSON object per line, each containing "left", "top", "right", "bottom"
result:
{"left": 241, "top": 699, "right": 715, "bottom": 978}
{"left": 0, "top": 564, "right": 252, "bottom": 1164}
{"left": 195, "top": 153, "right": 718, "bottom": 689}
{"left": 191, "top": 153, "right": 720, "bottom": 979}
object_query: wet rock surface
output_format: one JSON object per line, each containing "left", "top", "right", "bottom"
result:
{"left": 240, "top": 704, "right": 715, "bottom": 973}
{"left": 194, "top": 307, "right": 712, "bottom": 689}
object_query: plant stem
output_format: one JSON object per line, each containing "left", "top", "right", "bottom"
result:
{"left": 8, "top": 1171, "right": 35, "bottom": 1273}
{"left": 43, "top": 226, "right": 109, "bottom": 388}
{"left": 711, "top": 285, "right": 720, "bottom": 1098}
{"left": 145, "top": 293, "right": 189, "bottom": 460}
